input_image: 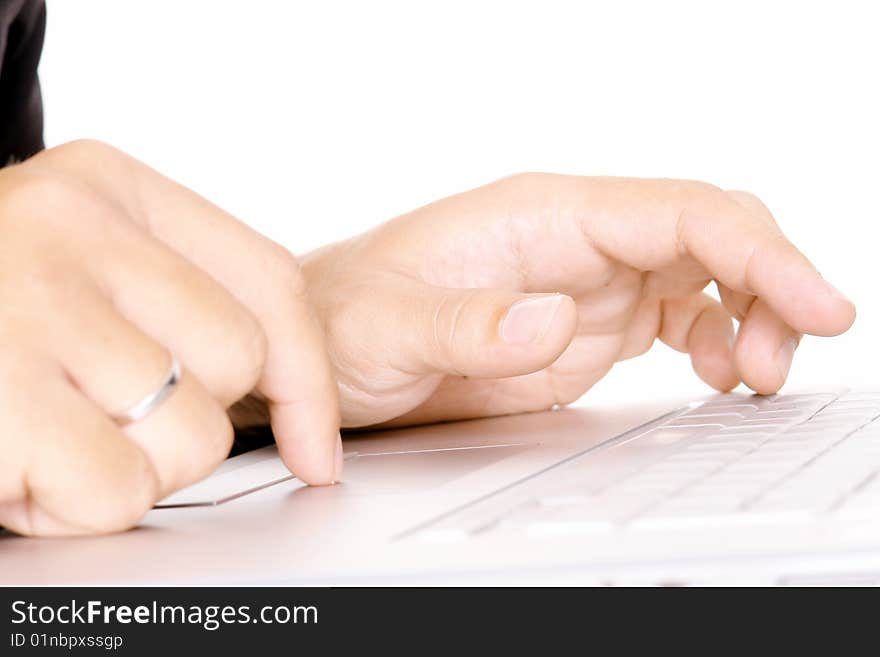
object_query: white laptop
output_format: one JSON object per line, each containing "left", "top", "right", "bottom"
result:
{"left": 2, "top": 385, "right": 880, "bottom": 586}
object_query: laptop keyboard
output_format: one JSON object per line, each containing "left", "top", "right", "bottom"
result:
{"left": 414, "top": 391, "right": 880, "bottom": 541}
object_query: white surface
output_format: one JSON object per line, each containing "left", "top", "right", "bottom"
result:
{"left": 6, "top": 392, "right": 880, "bottom": 586}
{"left": 39, "top": 0, "right": 880, "bottom": 405}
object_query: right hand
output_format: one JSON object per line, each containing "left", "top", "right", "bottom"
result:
{"left": 301, "top": 173, "right": 856, "bottom": 428}
{"left": 0, "top": 140, "right": 342, "bottom": 537}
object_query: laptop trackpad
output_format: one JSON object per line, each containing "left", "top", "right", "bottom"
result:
{"left": 338, "top": 444, "right": 530, "bottom": 494}
{"left": 156, "top": 443, "right": 529, "bottom": 507}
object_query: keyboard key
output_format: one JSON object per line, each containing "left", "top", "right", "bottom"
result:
{"left": 523, "top": 496, "right": 647, "bottom": 537}
{"left": 683, "top": 408, "right": 751, "bottom": 418}
{"left": 735, "top": 450, "right": 812, "bottom": 467}
{"left": 674, "top": 446, "right": 751, "bottom": 460}
{"left": 768, "top": 431, "right": 840, "bottom": 443}
{"left": 607, "top": 477, "right": 690, "bottom": 498}
{"left": 661, "top": 419, "right": 731, "bottom": 429}
{"left": 814, "top": 410, "right": 879, "bottom": 424}
{"left": 537, "top": 494, "right": 593, "bottom": 507}
{"left": 637, "top": 459, "right": 724, "bottom": 476}
{"left": 630, "top": 509, "right": 811, "bottom": 531}
{"left": 751, "top": 411, "right": 814, "bottom": 422}
{"left": 683, "top": 440, "right": 756, "bottom": 453}
{"left": 756, "top": 402, "right": 824, "bottom": 412}
{"left": 630, "top": 426, "right": 713, "bottom": 446}
{"left": 526, "top": 518, "right": 616, "bottom": 538}
{"left": 738, "top": 419, "right": 798, "bottom": 428}
{"left": 712, "top": 426, "right": 778, "bottom": 437}
{"left": 695, "top": 401, "right": 761, "bottom": 412}
{"left": 838, "top": 392, "right": 880, "bottom": 403}
{"left": 715, "top": 462, "right": 796, "bottom": 482}
{"left": 766, "top": 393, "right": 837, "bottom": 406}
{"left": 821, "top": 400, "right": 880, "bottom": 411}
{"left": 749, "top": 491, "right": 840, "bottom": 513}
{"left": 416, "top": 528, "right": 472, "bottom": 543}
{"left": 677, "top": 482, "right": 764, "bottom": 502}
{"left": 411, "top": 390, "right": 880, "bottom": 543}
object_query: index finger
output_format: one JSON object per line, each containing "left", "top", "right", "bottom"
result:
{"left": 521, "top": 174, "right": 855, "bottom": 337}
{"left": 35, "top": 141, "right": 343, "bottom": 485}
{"left": 137, "top": 171, "right": 343, "bottom": 485}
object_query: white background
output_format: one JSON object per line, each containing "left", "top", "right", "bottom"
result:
{"left": 39, "top": 0, "right": 879, "bottom": 406}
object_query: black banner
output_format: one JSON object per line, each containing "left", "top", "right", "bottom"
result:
{"left": 0, "top": 586, "right": 866, "bottom": 653}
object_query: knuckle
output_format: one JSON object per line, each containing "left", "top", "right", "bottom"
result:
{"left": 0, "top": 169, "right": 76, "bottom": 218}
{"left": 726, "top": 189, "right": 762, "bottom": 205}
{"left": 46, "top": 138, "right": 118, "bottom": 162}
{"left": 679, "top": 178, "right": 723, "bottom": 197}
{"left": 669, "top": 179, "right": 726, "bottom": 214}
{"left": 670, "top": 180, "right": 726, "bottom": 245}
{"left": 2, "top": 264, "right": 92, "bottom": 316}
{"left": 0, "top": 167, "right": 115, "bottom": 245}
{"left": 498, "top": 171, "right": 550, "bottom": 193}
{"left": 265, "top": 243, "right": 308, "bottom": 299}
{"left": 725, "top": 189, "right": 774, "bottom": 222}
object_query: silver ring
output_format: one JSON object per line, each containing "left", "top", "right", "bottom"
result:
{"left": 112, "top": 356, "right": 182, "bottom": 426}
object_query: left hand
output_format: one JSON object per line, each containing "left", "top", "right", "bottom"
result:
{"left": 301, "top": 173, "right": 856, "bottom": 428}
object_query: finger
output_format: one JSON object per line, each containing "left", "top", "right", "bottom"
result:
{"left": 42, "top": 288, "right": 235, "bottom": 497}
{"left": 476, "top": 174, "right": 855, "bottom": 337}
{"left": 717, "top": 282, "right": 754, "bottom": 323}
{"left": 715, "top": 191, "right": 776, "bottom": 323}
{"left": 376, "top": 333, "right": 619, "bottom": 428}
{"left": 97, "top": 221, "right": 266, "bottom": 408}
{"left": 617, "top": 297, "right": 661, "bottom": 361}
{"left": 0, "top": 357, "right": 159, "bottom": 536}
{"left": 572, "top": 266, "right": 644, "bottom": 335}
{"left": 37, "top": 141, "right": 342, "bottom": 485}
{"left": 717, "top": 191, "right": 808, "bottom": 390}
{"left": 725, "top": 189, "right": 780, "bottom": 228}
{"left": 734, "top": 297, "right": 801, "bottom": 395}
{"left": 123, "top": 367, "right": 234, "bottom": 497}
{"left": 346, "top": 276, "right": 577, "bottom": 380}
{"left": 643, "top": 272, "right": 711, "bottom": 299}
{"left": 658, "top": 292, "right": 740, "bottom": 391}
{"left": 594, "top": 179, "right": 856, "bottom": 337}
{"left": 138, "top": 169, "right": 340, "bottom": 485}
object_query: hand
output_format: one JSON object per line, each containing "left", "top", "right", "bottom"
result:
{"left": 0, "top": 140, "right": 341, "bottom": 536}
{"left": 302, "top": 173, "right": 856, "bottom": 428}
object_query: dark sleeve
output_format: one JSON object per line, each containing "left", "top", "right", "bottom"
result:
{"left": 0, "top": 0, "right": 46, "bottom": 167}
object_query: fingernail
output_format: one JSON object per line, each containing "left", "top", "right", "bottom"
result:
{"left": 332, "top": 433, "right": 344, "bottom": 484}
{"left": 501, "top": 294, "right": 563, "bottom": 345}
{"left": 775, "top": 337, "right": 798, "bottom": 381}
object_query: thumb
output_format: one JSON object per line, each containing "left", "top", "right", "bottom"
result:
{"left": 381, "top": 281, "right": 577, "bottom": 378}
